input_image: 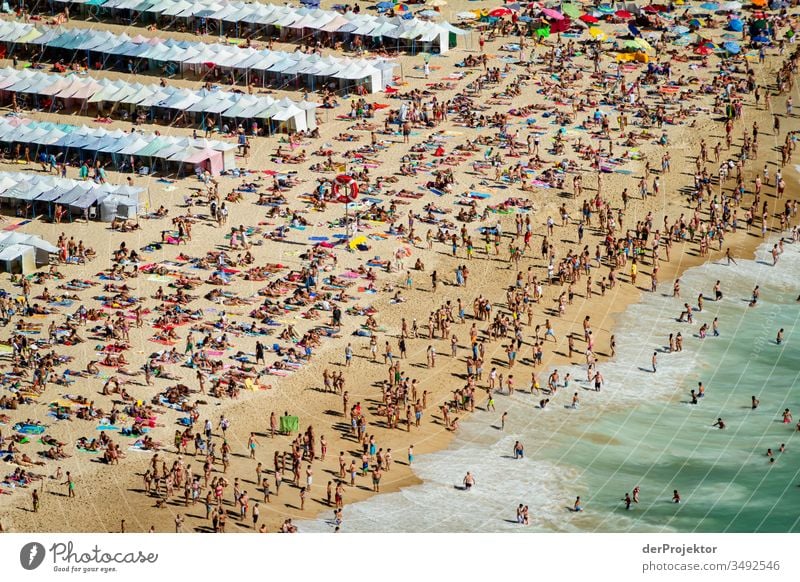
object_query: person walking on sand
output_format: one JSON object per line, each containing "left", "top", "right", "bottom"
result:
{"left": 248, "top": 433, "right": 258, "bottom": 459}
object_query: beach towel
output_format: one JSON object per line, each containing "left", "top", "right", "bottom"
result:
{"left": 14, "top": 423, "right": 45, "bottom": 435}
{"left": 279, "top": 415, "right": 299, "bottom": 434}
{"left": 3, "top": 220, "right": 31, "bottom": 232}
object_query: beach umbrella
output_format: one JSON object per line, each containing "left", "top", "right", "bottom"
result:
{"left": 588, "top": 27, "right": 608, "bottom": 40}
{"left": 396, "top": 4, "right": 409, "bottom": 12}
{"left": 671, "top": 25, "right": 690, "bottom": 35}
{"left": 541, "top": 7, "right": 564, "bottom": 20}
{"left": 456, "top": 10, "right": 476, "bottom": 19}
{"left": 489, "top": 7, "right": 512, "bottom": 17}
{"left": 561, "top": 4, "right": 581, "bottom": 18}
{"left": 728, "top": 19, "right": 743, "bottom": 31}
{"left": 752, "top": 19, "right": 768, "bottom": 29}
{"left": 597, "top": 5, "right": 615, "bottom": 14}
{"left": 615, "top": 9, "right": 634, "bottom": 19}
{"left": 700, "top": 2, "right": 719, "bottom": 9}
{"left": 550, "top": 18, "right": 571, "bottom": 33}
{"left": 689, "top": 18, "right": 703, "bottom": 28}
{"left": 694, "top": 44, "right": 713, "bottom": 55}
{"left": 536, "top": 25, "right": 551, "bottom": 38}
{"left": 376, "top": 1, "right": 393, "bottom": 9}
{"left": 628, "top": 23, "right": 641, "bottom": 36}
{"left": 751, "top": 0, "right": 767, "bottom": 6}
{"left": 723, "top": 41, "right": 741, "bottom": 53}
{"left": 752, "top": 34, "right": 770, "bottom": 43}
{"left": 721, "top": 0, "right": 742, "bottom": 8}
{"left": 579, "top": 14, "right": 599, "bottom": 23}
{"left": 635, "top": 37, "right": 653, "bottom": 52}
{"left": 419, "top": 9, "right": 438, "bottom": 17}
{"left": 426, "top": 0, "right": 447, "bottom": 5}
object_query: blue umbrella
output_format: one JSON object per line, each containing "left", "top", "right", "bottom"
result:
{"left": 723, "top": 41, "right": 740, "bottom": 53}
{"left": 752, "top": 34, "right": 770, "bottom": 43}
{"left": 597, "top": 5, "right": 615, "bottom": 13}
{"left": 700, "top": 2, "right": 719, "bottom": 9}
{"left": 376, "top": 1, "right": 393, "bottom": 9}
{"left": 728, "top": 19, "right": 743, "bottom": 31}
{"left": 671, "top": 25, "right": 690, "bottom": 35}
{"left": 628, "top": 23, "right": 641, "bottom": 37}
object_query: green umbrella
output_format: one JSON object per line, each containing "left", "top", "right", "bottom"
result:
{"left": 536, "top": 26, "right": 551, "bottom": 38}
{"left": 561, "top": 3, "right": 580, "bottom": 18}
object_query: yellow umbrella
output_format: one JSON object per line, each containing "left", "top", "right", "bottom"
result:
{"left": 635, "top": 38, "right": 653, "bottom": 52}
{"left": 588, "top": 28, "right": 608, "bottom": 41}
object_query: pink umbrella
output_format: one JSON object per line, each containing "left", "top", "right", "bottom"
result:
{"left": 541, "top": 7, "right": 564, "bottom": 20}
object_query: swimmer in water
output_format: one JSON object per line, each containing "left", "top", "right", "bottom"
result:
{"left": 463, "top": 472, "right": 476, "bottom": 490}
{"left": 712, "top": 418, "right": 726, "bottom": 429}
{"left": 752, "top": 395, "right": 760, "bottom": 409}
{"left": 672, "top": 490, "right": 681, "bottom": 503}
{"left": 750, "top": 285, "right": 760, "bottom": 307}
{"left": 574, "top": 496, "right": 583, "bottom": 512}
{"left": 776, "top": 328, "right": 784, "bottom": 345}
{"left": 632, "top": 486, "right": 640, "bottom": 503}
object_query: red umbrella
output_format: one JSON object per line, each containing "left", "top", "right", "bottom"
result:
{"left": 693, "top": 45, "right": 713, "bottom": 55}
{"left": 550, "top": 17, "right": 571, "bottom": 33}
{"left": 489, "top": 7, "right": 512, "bottom": 16}
{"left": 615, "top": 10, "right": 634, "bottom": 18}
{"left": 579, "top": 14, "right": 599, "bottom": 23}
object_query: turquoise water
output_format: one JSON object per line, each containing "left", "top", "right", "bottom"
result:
{"left": 299, "top": 236, "right": 800, "bottom": 533}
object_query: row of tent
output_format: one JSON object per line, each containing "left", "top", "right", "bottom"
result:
{"left": 0, "top": 116, "right": 238, "bottom": 176}
{"left": 0, "top": 172, "right": 143, "bottom": 223}
{"left": 0, "top": 67, "right": 318, "bottom": 132}
{"left": 0, "top": 20, "right": 397, "bottom": 93}
{"left": 49, "top": 1, "right": 466, "bottom": 54}
{"left": 0, "top": 231, "right": 59, "bottom": 274}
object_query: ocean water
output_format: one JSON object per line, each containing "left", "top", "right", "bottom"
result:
{"left": 299, "top": 236, "right": 800, "bottom": 533}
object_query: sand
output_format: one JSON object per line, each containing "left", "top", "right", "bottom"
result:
{"left": 0, "top": 3, "right": 798, "bottom": 533}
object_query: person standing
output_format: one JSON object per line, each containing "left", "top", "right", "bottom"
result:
{"left": 63, "top": 472, "right": 75, "bottom": 498}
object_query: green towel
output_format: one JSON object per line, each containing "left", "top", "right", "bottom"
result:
{"left": 279, "top": 415, "right": 299, "bottom": 434}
